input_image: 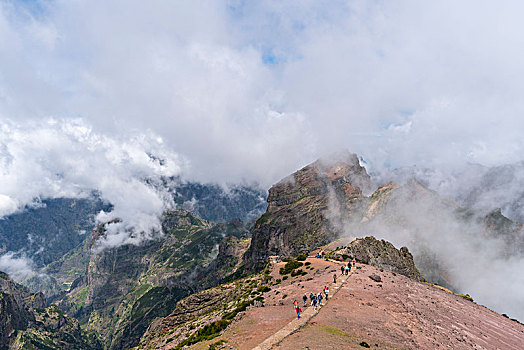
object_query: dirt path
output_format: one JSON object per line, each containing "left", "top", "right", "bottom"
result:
{"left": 252, "top": 263, "right": 352, "bottom": 350}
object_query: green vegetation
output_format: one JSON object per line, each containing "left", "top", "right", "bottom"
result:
{"left": 257, "top": 286, "right": 271, "bottom": 293}
{"left": 176, "top": 319, "right": 231, "bottom": 349}
{"left": 209, "top": 339, "right": 227, "bottom": 350}
{"left": 458, "top": 293, "right": 474, "bottom": 302}
{"left": 290, "top": 269, "right": 307, "bottom": 277}
{"left": 502, "top": 314, "right": 523, "bottom": 325}
{"left": 295, "top": 253, "right": 308, "bottom": 261}
{"left": 293, "top": 195, "right": 308, "bottom": 204}
{"left": 279, "top": 260, "right": 304, "bottom": 275}
{"left": 322, "top": 325, "right": 348, "bottom": 336}
{"left": 254, "top": 211, "right": 271, "bottom": 227}
{"left": 223, "top": 300, "right": 254, "bottom": 320}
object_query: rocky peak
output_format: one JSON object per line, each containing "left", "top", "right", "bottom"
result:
{"left": 330, "top": 236, "right": 424, "bottom": 281}
{"left": 244, "top": 152, "right": 376, "bottom": 271}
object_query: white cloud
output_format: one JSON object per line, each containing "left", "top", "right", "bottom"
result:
{"left": 0, "top": 118, "right": 181, "bottom": 244}
{"left": 0, "top": 252, "right": 37, "bottom": 280}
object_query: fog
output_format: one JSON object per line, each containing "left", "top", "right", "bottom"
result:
{"left": 341, "top": 178, "right": 524, "bottom": 321}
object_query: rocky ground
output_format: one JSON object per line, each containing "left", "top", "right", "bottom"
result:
{"left": 170, "top": 257, "right": 524, "bottom": 350}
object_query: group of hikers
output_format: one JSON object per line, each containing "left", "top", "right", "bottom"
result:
{"left": 293, "top": 286, "right": 330, "bottom": 318}
{"left": 293, "top": 258, "right": 356, "bottom": 319}
{"left": 315, "top": 250, "right": 325, "bottom": 259}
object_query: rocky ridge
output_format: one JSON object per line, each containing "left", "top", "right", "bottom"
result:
{"left": 244, "top": 151, "right": 375, "bottom": 271}
{"left": 0, "top": 271, "right": 98, "bottom": 349}
{"left": 55, "top": 210, "right": 253, "bottom": 350}
{"left": 330, "top": 236, "right": 424, "bottom": 281}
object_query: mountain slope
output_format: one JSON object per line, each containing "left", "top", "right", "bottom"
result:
{"left": 135, "top": 238, "right": 524, "bottom": 349}
{"left": 244, "top": 151, "right": 374, "bottom": 271}
{"left": 55, "top": 210, "right": 252, "bottom": 350}
{"left": 0, "top": 271, "right": 99, "bottom": 349}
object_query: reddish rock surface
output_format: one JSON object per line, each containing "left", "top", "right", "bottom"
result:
{"left": 276, "top": 264, "right": 524, "bottom": 349}
{"left": 193, "top": 258, "right": 524, "bottom": 349}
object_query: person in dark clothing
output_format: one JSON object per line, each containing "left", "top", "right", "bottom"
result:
{"left": 341, "top": 265, "right": 345, "bottom": 275}
{"left": 333, "top": 273, "right": 337, "bottom": 283}
{"left": 303, "top": 293, "right": 308, "bottom": 306}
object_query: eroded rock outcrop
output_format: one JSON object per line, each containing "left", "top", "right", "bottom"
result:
{"left": 244, "top": 151, "right": 375, "bottom": 271}
{"left": 56, "top": 210, "right": 252, "bottom": 350}
{"left": 0, "top": 271, "right": 97, "bottom": 349}
{"left": 331, "top": 236, "right": 424, "bottom": 281}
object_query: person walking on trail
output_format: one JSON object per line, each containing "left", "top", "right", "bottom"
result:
{"left": 333, "top": 273, "right": 337, "bottom": 284}
{"left": 309, "top": 292, "right": 314, "bottom": 303}
{"left": 293, "top": 299, "right": 298, "bottom": 311}
{"left": 352, "top": 258, "right": 356, "bottom": 267}
{"left": 340, "top": 265, "right": 344, "bottom": 275}
{"left": 317, "top": 292, "right": 323, "bottom": 305}
{"left": 325, "top": 286, "right": 329, "bottom": 300}
{"left": 347, "top": 261, "right": 352, "bottom": 273}
{"left": 312, "top": 296, "right": 318, "bottom": 310}
{"left": 344, "top": 265, "right": 349, "bottom": 276}
{"left": 303, "top": 293, "right": 308, "bottom": 306}
{"left": 296, "top": 306, "right": 302, "bottom": 319}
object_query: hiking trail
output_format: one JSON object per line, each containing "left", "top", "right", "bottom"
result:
{"left": 252, "top": 261, "right": 352, "bottom": 350}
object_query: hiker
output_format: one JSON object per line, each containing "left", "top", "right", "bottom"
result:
{"left": 296, "top": 306, "right": 302, "bottom": 319}
{"left": 325, "top": 286, "right": 329, "bottom": 300}
{"left": 317, "top": 292, "right": 323, "bottom": 305}
{"left": 293, "top": 299, "right": 298, "bottom": 310}
{"left": 340, "top": 265, "right": 344, "bottom": 275}
{"left": 352, "top": 258, "right": 356, "bottom": 267}
{"left": 333, "top": 273, "right": 337, "bottom": 284}
{"left": 344, "top": 265, "right": 349, "bottom": 275}
{"left": 303, "top": 293, "right": 308, "bottom": 306}
{"left": 347, "top": 261, "right": 352, "bottom": 272}
{"left": 309, "top": 292, "right": 314, "bottom": 303}
{"left": 312, "top": 296, "right": 318, "bottom": 310}
{"left": 321, "top": 250, "right": 325, "bottom": 259}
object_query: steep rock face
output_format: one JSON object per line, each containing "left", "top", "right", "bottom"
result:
{"left": 0, "top": 271, "right": 96, "bottom": 349}
{"left": 331, "top": 236, "right": 424, "bottom": 281}
{"left": 56, "top": 210, "right": 252, "bottom": 350}
{"left": 0, "top": 290, "right": 30, "bottom": 349}
{"left": 137, "top": 272, "right": 269, "bottom": 349}
{"left": 244, "top": 152, "right": 375, "bottom": 270}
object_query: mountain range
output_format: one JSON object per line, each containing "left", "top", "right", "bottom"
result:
{"left": 0, "top": 151, "right": 523, "bottom": 349}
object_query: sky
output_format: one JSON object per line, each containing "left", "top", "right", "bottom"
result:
{"left": 2, "top": 1, "right": 524, "bottom": 228}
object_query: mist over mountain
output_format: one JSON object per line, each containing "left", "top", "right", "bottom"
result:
{"left": 372, "top": 161, "right": 524, "bottom": 224}
{"left": 1, "top": 1, "right": 524, "bottom": 348}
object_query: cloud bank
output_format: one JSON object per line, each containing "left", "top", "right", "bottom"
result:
{"left": 0, "top": 118, "right": 180, "bottom": 246}
{"left": 1, "top": 0, "right": 523, "bottom": 186}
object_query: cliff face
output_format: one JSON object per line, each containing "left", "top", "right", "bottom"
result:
{"left": 244, "top": 152, "right": 375, "bottom": 270}
{"left": 55, "top": 210, "right": 252, "bottom": 350}
{"left": 0, "top": 271, "right": 97, "bottom": 349}
{"left": 331, "top": 236, "right": 424, "bottom": 281}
